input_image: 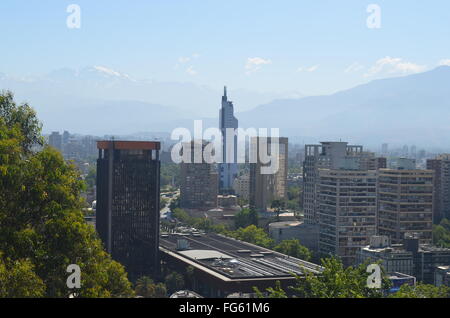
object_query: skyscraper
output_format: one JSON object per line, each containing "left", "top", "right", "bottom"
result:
{"left": 49, "top": 131, "right": 62, "bottom": 151}
{"left": 303, "top": 142, "right": 363, "bottom": 224}
{"left": 180, "top": 140, "right": 218, "bottom": 209}
{"left": 427, "top": 154, "right": 450, "bottom": 223}
{"left": 317, "top": 168, "right": 377, "bottom": 266}
{"left": 377, "top": 168, "right": 433, "bottom": 245}
{"left": 249, "top": 137, "right": 288, "bottom": 212}
{"left": 219, "top": 86, "right": 238, "bottom": 194}
{"left": 96, "top": 140, "right": 161, "bottom": 281}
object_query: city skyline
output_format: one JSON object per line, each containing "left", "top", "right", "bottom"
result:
{"left": 3, "top": 1, "right": 450, "bottom": 301}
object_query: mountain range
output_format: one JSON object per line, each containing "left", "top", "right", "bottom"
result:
{"left": 1, "top": 65, "right": 450, "bottom": 148}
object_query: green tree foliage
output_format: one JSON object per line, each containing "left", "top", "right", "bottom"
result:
{"left": 84, "top": 166, "right": 96, "bottom": 191}
{"left": 234, "top": 208, "right": 258, "bottom": 229}
{"left": 0, "top": 91, "right": 43, "bottom": 152}
{"left": 274, "top": 239, "right": 312, "bottom": 261}
{"left": 0, "top": 254, "right": 46, "bottom": 297}
{"left": 271, "top": 199, "right": 286, "bottom": 221}
{"left": 255, "top": 257, "right": 450, "bottom": 298}
{"left": 229, "top": 225, "right": 274, "bottom": 248}
{"left": 290, "top": 258, "right": 390, "bottom": 298}
{"left": 160, "top": 163, "right": 180, "bottom": 188}
{"left": 135, "top": 276, "right": 167, "bottom": 298}
{"left": 286, "top": 186, "right": 301, "bottom": 211}
{"left": 170, "top": 208, "right": 229, "bottom": 233}
{"left": 165, "top": 272, "right": 185, "bottom": 294}
{"left": 433, "top": 218, "right": 450, "bottom": 248}
{"left": 172, "top": 208, "right": 191, "bottom": 224}
{"left": 169, "top": 196, "right": 180, "bottom": 211}
{"left": 391, "top": 283, "right": 450, "bottom": 298}
{"left": 0, "top": 92, "right": 134, "bottom": 297}
{"left": 254, "top": 281, "right": 288, "bottom": 298}
{"left": 237, "top": 197, "right": 248, "bottom": 209}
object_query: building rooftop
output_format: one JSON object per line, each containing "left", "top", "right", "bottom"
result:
{"left": 97, "top": 140, "right": 161, "bottom": 150}
{"left": 159, "top": 232, "right": 323, "bottom": 280}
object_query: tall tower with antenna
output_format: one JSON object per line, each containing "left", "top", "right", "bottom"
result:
{"left": 219, "top": 86, "right": 239, "bottom": 194}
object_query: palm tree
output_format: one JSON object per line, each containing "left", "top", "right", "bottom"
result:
{"left": 135, "top": 276, "right": 155, "bottom": 298}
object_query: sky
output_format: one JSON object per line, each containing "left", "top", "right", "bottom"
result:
{"left": 1, "top": 0, "right": 450, "bottom": 96}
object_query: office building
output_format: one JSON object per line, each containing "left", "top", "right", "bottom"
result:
{"left": 303, "top": 142, "right": 364, "bottom": 224}
{"left": 48, "top": 131, "right": 62, "bottom": 151}
{"left": 317, "top": 168, "right": 377, "bottom": 266}
{"left": 435, "top": 266, "right": 450, "bottom": 287}
{"left": 233, "top": 173, "right": 250, "bottom": 201}
{"left": 249, "top": 137, "right": 288, "bottom": 212}
{"left": 377, "top": 168, "right": 434, "bottom": 245}
{"left": 219, "top": 86, "right": 239, "bottom": 194}
{"left": 96, "top": 140, "right": 161, "bottom": 281}
{"left": 427, "top": 154, "right": 450, "bottom": 223}
{"left": 357, "top": 152, "right": 387, "bottom": 170}
{"left": 180, "top": 140, "right": 218, "bottom": 209}
{"left": 268, "top": 221, "right": 319, "bottom": 253}
{"left": 388, "top": 157, "right": 416, "bottom": 170}
{"left": 358, "top": 234, "right": 450, "bottom": 284}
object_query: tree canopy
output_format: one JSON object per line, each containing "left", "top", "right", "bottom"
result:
{"left": 433, "top": 218, "right": 450, "bottom": 248}
{"left": 229, "top": 225, "right": 274, "bottom": 248}
{"left": 234, "top": 208, "right": 258, "bottom": 229}
{"left": 273, "top": 239, "right": 312, "bottom": 261}
{"left": 0, "top": 91, "right": 134, "bottom": 297}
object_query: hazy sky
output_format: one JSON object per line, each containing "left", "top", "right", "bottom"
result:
{"left": 1, "top": 0, "right": 450, "bottom": 96}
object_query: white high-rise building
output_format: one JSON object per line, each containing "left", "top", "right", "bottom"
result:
{"left": 219, "top": 86, "right": 238, "bottom": 193}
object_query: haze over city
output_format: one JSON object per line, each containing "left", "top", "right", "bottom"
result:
{"left": 2, "top": 1, "right": 450, "bottom": 304}
{"left": 2, "top": 1, "right": 450, "bottom": 149}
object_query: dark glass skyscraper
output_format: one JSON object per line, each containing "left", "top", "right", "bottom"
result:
{"left": 96, "top": 140, "right": 160, "bottom": 281}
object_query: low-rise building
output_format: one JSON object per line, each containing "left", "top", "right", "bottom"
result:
{"left": 268, "top": 221, "right": 319, "bottom": 253}
{"left": 357, "top": 236, "right": 414, "bottom": 275}
{"left": 435, "top": 265, "right": 450, "bottom": 287}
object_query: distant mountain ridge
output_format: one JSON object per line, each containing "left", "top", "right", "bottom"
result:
{"left": 1, "top": 66, "right": 449, "bottom": 148}
{"left": 237, "top": 66, "right": 450, "bottom": 148}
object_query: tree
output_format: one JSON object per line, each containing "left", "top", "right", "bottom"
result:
{"left": 0, "top": 92, "right": 134, "bottom": 297}
{"left": 274, "top": 239, "right": 312, "bottom": 261}
{"left": 237, "top": 197, "right": 248, "bottom": 209}
{"left": 169, "top": 196, "right": 180, "bottom": 211}
{"left": 290, "top": 257, "right": 390, "bottom": 298}
{"left": 286, "top": 186, "right": 301, "bottom": 211}
{"left": 271, "top": 199, "right": 286, "bottom": 222}
{"left": 254, "top": 280, "right": 287, "bottom": 298}
{"left": 230, "top": 225, "right": 274, "bottom": 248}
{"left": 433, "top": 218, "right": 450, "bottom": 248}
{"left": 234, "top": 208, "right": 258, "bottom": 229}
{"left": 0, "top": 91, "right": 43, "bottom": 152}
{"left": 172, "top": 208, "right": 191, "bottom": 224}
{"left": 0, "top": 254, "right": 46, "bottom": 297}
{"left": 84, "top": 166, "right": 96, "bottom": 191}
{"left": 135, "top": 276, "right": 167, "bottom": 298}
{"left": 165, "top": 272, "right": 185, "bottom": 294}
{"left": 391, "top": 283, "right": 450, "bottom": 298}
